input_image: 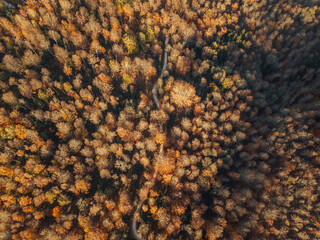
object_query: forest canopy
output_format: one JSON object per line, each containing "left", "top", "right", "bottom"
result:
{"left": 0, "top": 0, "right": 319, "bottom": 239}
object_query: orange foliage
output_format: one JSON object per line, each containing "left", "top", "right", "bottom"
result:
{"left": 78, "top": 215, "right": 94, "bottom": 235}
{"left": 63, "top": 64, "right": 73, "bottom": 76}
{"left": 54, "top": 82, "right": 63, "bottom": 90}
{"left": 115, "top": 219, "right": 125, "bottom": 228}
{"left": 90, "top": 39, "right": 106, "bottom": 54}
{"left": 0, "top": 116, "right": 10, "bottom": 125}
{"left": 33, "top": 211, "right": 45, "bottom": 220}
{"left": 16, "top": 149, "right": 24, "bottom": 157}
{"left": 85, "top": 229, "right": 109, "bottom": 240}
{"left": 153, "top": 132, "right": 167, "bottom": 146}
{"left": 75, "top": 99, "right": 84, "bottom": 109}
{"left": 172, "top": 202, "right": 186, "bottom": 215}
{"left": 150, "top": 205, "right": 158, "bottom": 215}
{"left": 12, "top": 212, "right": 25, "bottom": 223}
{"left": 0, "top": 165, "right": 14, "bottom": 178}
{"left": 203, "top": 15, "right": 215, "bottom": 28}
{"left": 98, "top": 73, "right": 111, "bottom": 84}
{"left": 194, "top": 103, "right": 205, "bottom": 116}
{"left": 102, "top": 29, "right": 110, "bottom": 40}
{"left": 232, "top": 3, "right": 239, "bottom": 11}
{"left": 122, "top": 5, "right": 134, "bottom": 20}
{"left": 14, "top": 124, "right": 27, "bottom": 140}
{"left": 116, "top": 127, "right": 130, "bottom": 140}
{"left": 197, "top": 18, "right": 205, "bottom": 29}
{"left": 146, "top": 65, "right": 157, "bottom": 81}
{"left": 149, "top": 190, "right": 159, "bottom": 198}
{"left": 174, "top": 150, "right": 180, "bottom": 159}
{"left": 19, "top": 196, "right": 32, "bottom": 206}
{"left": 67, "top": 90, "right": 81, "bottom": 100}
{"left": 142, "top": 204, "right": 148, "bottom": 212}
{"left": 29, "top": 144, "right": 39, "bottom": 152}
{"left": 20, "top": 228, "right": 36, "bottom": 239}
{"left": 22, "top": 205, "right": 34, "bottom": 213}
{"left": 155, "top": 154, "right": 175, "bottom": 175}
{"left": 162, "top": 174, "right": 173, "bottom": 185}
{"left": 75, "top": 179, "right": 91, "bottom": 194}
{"left": 1, "top": 194, "right": 16, "bottom": 207}
{"left": 146, "top": 12, "right": 163, "bottom": 26}
{"left": 52, "top": 206, "right": 61, "bottom": 217}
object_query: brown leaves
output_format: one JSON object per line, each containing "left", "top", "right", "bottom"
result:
{"left": 170, "top": 80, "right": 197, "bottom": 109}
{"left": 2, "top": 55, "right": 24, "bottom": 73}
{"left": 74, "top": 179, "right": 91, "bottom": 195}
{"left": 174, "top": 56, "right": 191, "bottom": 76}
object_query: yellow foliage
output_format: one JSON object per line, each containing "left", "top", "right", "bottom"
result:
{"left": 222, "top": 76, "right": 234, "bottom": 89}
{"left": 38, "top": 89, "right": 51, "bottom": 102}
{"left": 122, "top": 73, "right": 132, "bottom": 86}
{"left": 63, "top": 82, "right": 73, "bottom": 93}
{"left": 209, "top": 163, "right": 218, "bottom": 174}
{"left": 122, "top": 34, "right": 138, "bottom": 54}
{"left": 109, "top": 60, "right": 120, "bottom": 76}
{"left": 45, "top": 191, "right": 57, "bottom": 204}
{"left": 15, "top": 124, "right": 27, "bottom": 140}
{"left": 31, "top": 20, "right": 38, "bottom": 28}
{"left": 146, "top": 27, "right": 155, "bottom": 43}
{"left": 59, "top": 108, "right": 75, "bottom": 122}
{"left": 202, "top": 169, "right": 214, "bottom": 179}
{"left": 57, "top": 198, "right": 67, "bottom": 206}
{"left": 0, "top": 124, "right": 15, "bottom": 139}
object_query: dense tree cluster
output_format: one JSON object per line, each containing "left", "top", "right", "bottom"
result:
{"left": 0, "top": 0, "right": 319, "bottom": 239}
